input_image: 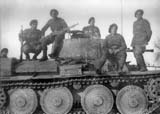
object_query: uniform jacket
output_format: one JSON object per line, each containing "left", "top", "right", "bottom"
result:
{"left": 19, "top": 28, "right": 41, "bottom": 44}
{"left": 131, "top": 18, "right": 152, "bottom": 47}
{"left": 82, "top": 25, "right": 101, "bottom": 39}
{"left": 103, "top": 33, "right": 127, "bottom": 51}
{"left": 41, "top": 17, "right": 68, "bottom": 36}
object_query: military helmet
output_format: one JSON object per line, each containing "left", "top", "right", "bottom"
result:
{"left": 88, "top": 17, "right": 95, "bottom": 24}
{"left": 108, "top": 23, "right": 118, "bottom": 33}
{"left": 1, "top": 48, "right": 8, "bottom": 53}
{"left": 50, "top": 9, "right": 59, "bottom": 16}
{"left": 135, "top": 9, "right": 144, "bottom": 17}
{"left": 29, "top": 19, "right": 38, "bottom": 26}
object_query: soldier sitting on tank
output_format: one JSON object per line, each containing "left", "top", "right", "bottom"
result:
{"left": 40, "top": 9, "right": 69, "bottom": 61}
{"left": 131, "top": 9, "right": 152, "bottom": 71}
{"left": 95, "top": 24, "right": 127, "bottom": 74}
{"left": 82, "top": 17, "right": 101, "bottom": 39}
{"left": 19, "top": 19, "right": 42, "bottom": 60}
{"left": 0, "top": 48, "right": 8, "bottom": 58}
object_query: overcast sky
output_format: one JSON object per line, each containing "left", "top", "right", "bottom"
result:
{"left": 0, "top": 0, "right": 160, "bottom": 65}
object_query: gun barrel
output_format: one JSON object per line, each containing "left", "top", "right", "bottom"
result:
{"left": 126, "top": 48, "right": 154, "bottom": 52}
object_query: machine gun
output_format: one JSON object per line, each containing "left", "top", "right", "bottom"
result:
{"left": 51, "top": 23, "right": 79, "bottom": 37}
{"left": 40, "top": 23, "right": 79, "bottom": 42}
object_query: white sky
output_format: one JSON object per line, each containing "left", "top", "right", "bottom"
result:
{"left": 0, "top": 0, "right": 160, "bottom": 65}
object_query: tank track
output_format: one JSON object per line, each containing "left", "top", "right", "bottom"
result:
{"left": 0, "top": 73, "right": 160, "bottom": 114}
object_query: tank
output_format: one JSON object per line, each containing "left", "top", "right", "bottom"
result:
{"left": 0, "top": 38, "right": 160, "bottom": 114}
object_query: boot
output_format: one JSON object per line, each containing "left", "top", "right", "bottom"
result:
{"left": 96, "top": 69, "right": 102, "bottom": 74}
{"left": 25, "top": 54, "right": 30, "bottom": 61}
{"left": 117, "top": 68, "right": 122, "bottom": 73}
{"left": 140, "top": 67, "right": 147, "bottom": 72}
{"left": 48, "top": 53, "right": 57, "bottom": 59}
{"left": 138, "top": 57, "right": 147, "bottom": 72}
{"left": 32, "top": 54, "right": 38, "bottom": 60}
{"left": 39, "top": 50, "right": 48, "bottom": 61}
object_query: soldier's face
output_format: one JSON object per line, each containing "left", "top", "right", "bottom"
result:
{"left": 51, "top": 11, "right": 58, "bottom": 18}
{"left": 31, "top": 23, "right": 37, "bottom": 29}
{"left": 111, "top": 26, "right": 117, "bottom": 34}
{"left": 90, "top": 19, "right": 95, "bottom": 26}
{"left": 136, "top": 12, "right": 143, "bottom": 20}
{"left": 1, "top": 51, "right": 8, "bottom": 57}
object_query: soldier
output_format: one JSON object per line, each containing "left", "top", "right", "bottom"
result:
{"left": 95, "top": 24, "right": 127, "bottom": 73}
{"left": 19, "top": 19, "right": 42, "bottom": 60}
{"left": 131, "top": 9, "right": 152, "bottom": 71}
{"left": 40, "top": 9, "right": 69, "bottom": 61}
{"left": 82, "top": 17, "right": 101, "bottom": 39}
{"left": 0, "top": 48, "right": 8, "bottom": 58}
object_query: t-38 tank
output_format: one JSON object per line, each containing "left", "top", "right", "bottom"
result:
{"left": 0, "top": 38, "right": 160, "bottom": 114}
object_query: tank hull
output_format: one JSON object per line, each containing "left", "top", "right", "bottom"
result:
{"left": 0, "top": 39, "right": 160, "bottom": 114}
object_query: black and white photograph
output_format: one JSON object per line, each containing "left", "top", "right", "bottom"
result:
{"left": 0, "top": 0, "right": 160, "bottom": 114}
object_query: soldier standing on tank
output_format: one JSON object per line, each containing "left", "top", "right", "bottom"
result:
{"left": 40, "top": 9, "right": 69, "bottom": 61}
{"left": 0, "top": 48, "right": 8, "bottom": 58}
{"left": 19, "top": 19, "right": 42, "bottom": 60}
{"left": 82, "top": 17, "right": 101, "bottom": 39}
{"left": 131, "top": 9, "right": 152, "bottom": 71}
{"left": 95, "top": 24, "right": 127, "bottom": 73}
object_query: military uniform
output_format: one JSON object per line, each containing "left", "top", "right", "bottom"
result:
{"left": 40, "top": 17, "right": 68, "bottom": 60}
{"left": 82, "top": 25, "right": 101, "bottom": 39}
{"left": 19, "top": 28, "right": 42, "bottom": 60}
{"left": 131, "top": 18, "right": 152, "bottom": 71}
{"left": 95, "top": 33, "right": 127, "bottom": 72}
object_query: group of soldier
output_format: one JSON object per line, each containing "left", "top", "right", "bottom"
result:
{"left": 95, "top": 9, "right": 152, "bottom": 73}
{"left": 1, "top": 8, "right": 152, "bottom": 73}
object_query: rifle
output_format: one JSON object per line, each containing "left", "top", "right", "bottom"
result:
{"left": 51, "top": 23, "right": 79, "bottom": 36}
{"left": 19, "top": 25, "right": 24, "bottom": 61}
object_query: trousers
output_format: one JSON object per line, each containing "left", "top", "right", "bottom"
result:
{"left": 133, "top": 45, "right": 146, "bottom": 70}
{"left": 41, "top": 33, "right": 64, "bottom": 58}
{"left": 94, "top": 50, "right": 126, "bottom": 71}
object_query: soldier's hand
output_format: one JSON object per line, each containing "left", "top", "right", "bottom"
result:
{"left": 41, "top": 35, "right": 45, "bottom": 39}
{"left": 66, "top": 28, "right": 70, "bottom": 33}
{"left": 40, "top": 36, "right": 45, "bottom": 42}
{"left": 109, "top": 49, "right": 113, "bottom": 54}
{"left": 19, "top": 37, "right": 23, "bottom": 42}
{"left": 114, "top": 49, "right": 120, "bottom": 54}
